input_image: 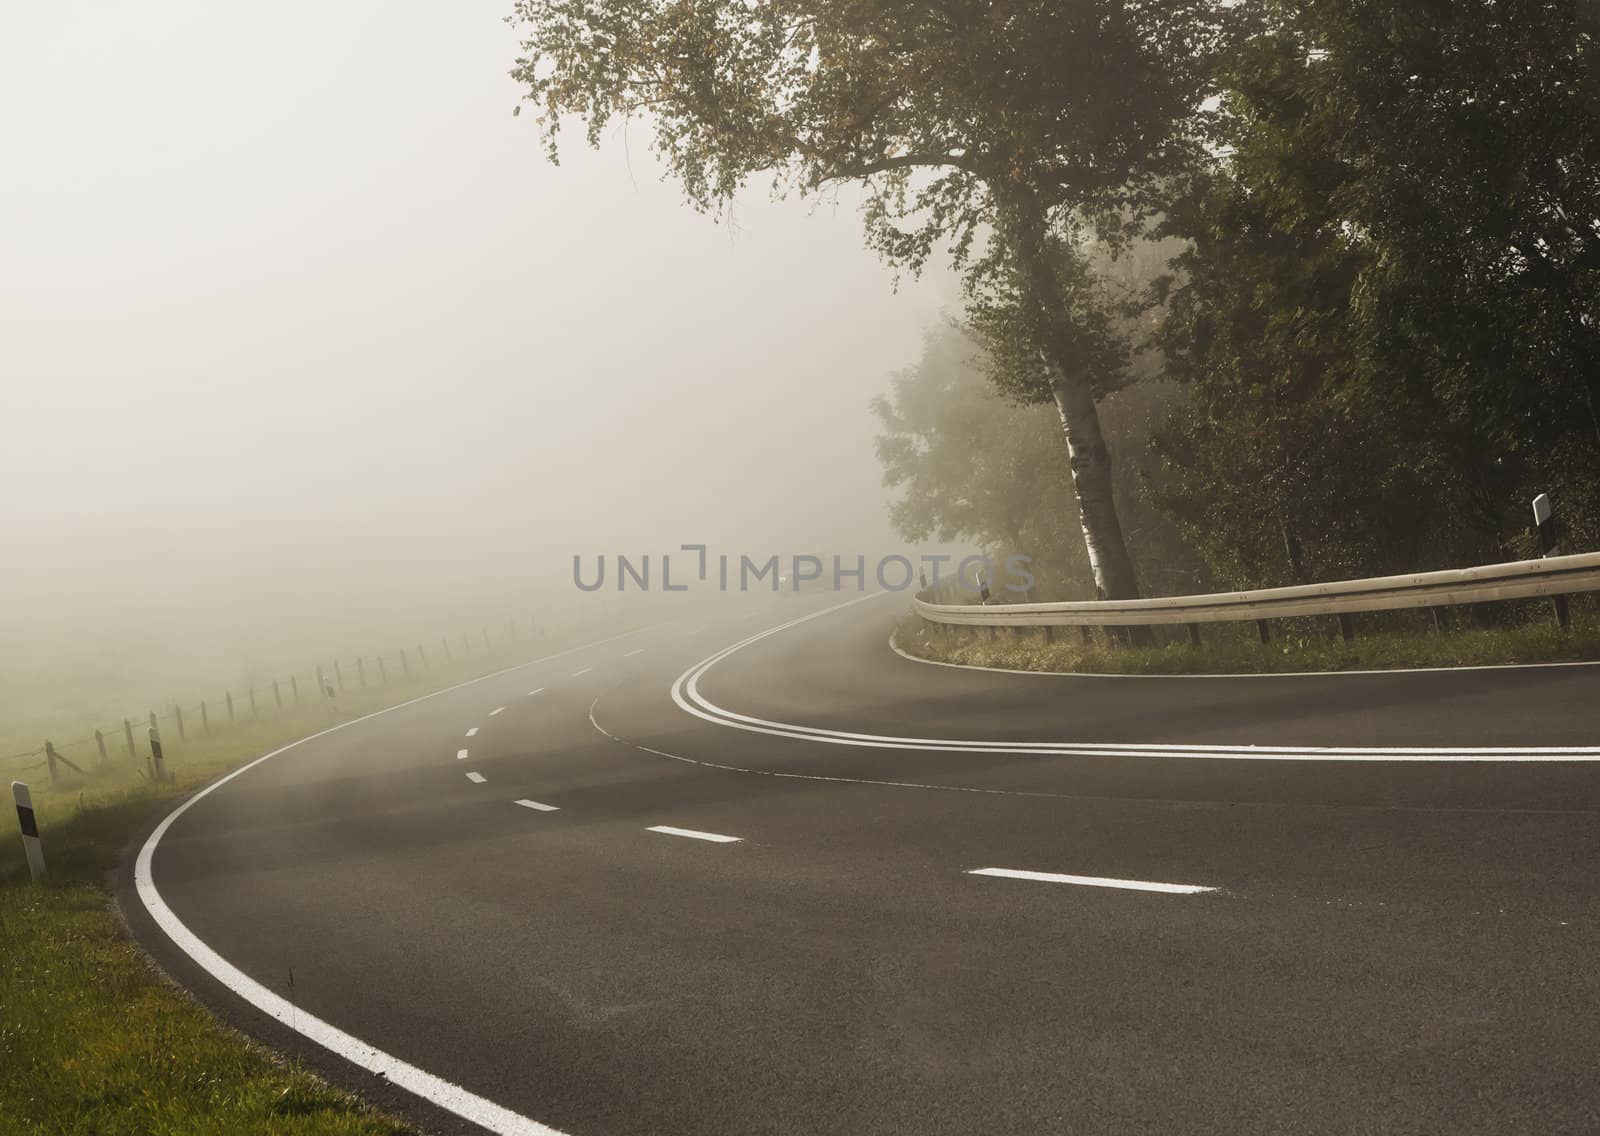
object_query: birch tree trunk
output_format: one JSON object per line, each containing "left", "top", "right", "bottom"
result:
{"left": 1002, "top": 188, "right": 1145, "bottom": 605}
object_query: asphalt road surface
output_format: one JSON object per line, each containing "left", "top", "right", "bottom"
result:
{"left": 123, "top": 593, "right": 1600, "bottom": 1135}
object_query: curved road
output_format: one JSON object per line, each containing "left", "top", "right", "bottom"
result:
{"left": 123, "top": 594, "right": 1600, "bottom": 1135}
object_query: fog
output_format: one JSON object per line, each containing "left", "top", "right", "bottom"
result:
{"left": 1, "top": 1, "right": 953, "bottom": 693}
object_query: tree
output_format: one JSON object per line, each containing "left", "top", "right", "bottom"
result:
{"left": 873, "top": 321, "right": 1206, "bottom": 598}
{"left": 509, "top": 0, "right": 1223, "bottom": 599}
{"left": 1153, "top": 0, "right": 1600, "bottom": 584}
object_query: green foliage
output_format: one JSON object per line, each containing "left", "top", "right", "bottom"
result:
{"left": 1151, "top": 0, "right": 1600, "bottom": 587}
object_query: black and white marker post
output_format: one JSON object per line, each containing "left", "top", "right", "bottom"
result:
{"left": 12, "top": 781, "right": 45, "bottom": 880}
{"left": 148, "top": 726, "right": 167, "bottom": 783}
{"left": 1533, "top": 493, "right": 1571, "bottom": 630}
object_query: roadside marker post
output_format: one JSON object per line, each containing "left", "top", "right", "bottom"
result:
{"left": 1533, "top": 493, "right": 1570, "bottom": 630}
{"left": 12, "top": 782, "right": 45, "bottom": 881}
{"left": 149, "top": 726, "right": 167, "bottom": 783}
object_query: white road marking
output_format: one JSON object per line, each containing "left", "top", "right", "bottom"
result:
{"left": 514, "top": 799, "right": 559, "bottom": 812}
{"left": 968, "top": 867, "right": 1216, "bottom": 894}
{"left": 456, "top": 748, "right": 469, "bottom": 760}
{"left": 466, "top": 771, "right": 486, "bottom": 784}
{"left": 465, "top": 727, "right": 478, "bottom": 738}
{"left": 489, "top": 706, "right": 506, "bottom": 717}
{"left": 526, "top": 687, "right": 545, "bottom": 696}
{"left": 135, "top": 630, "right": 666, "bottom": 1135}
{"left": 668, "top": 595, "right": 1600, "bottom": 763}
{"left": 646, "top": 825, "right": 741, "bottom": 844}
{"left": 623, "top": 649, "right": 645, "bottom": 658}
{"left": 572, "top": 667, "right": 592, "bottom": 677}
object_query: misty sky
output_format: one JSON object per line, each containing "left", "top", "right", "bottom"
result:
{"left": 1, "top": 1, "right": 954, "bottom": 657}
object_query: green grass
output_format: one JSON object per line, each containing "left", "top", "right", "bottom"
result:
{"left": 895, "top": 599, "right": 1600, "bottom": 675}
{"left": 0, "top": 628, "right": 623, "bottom": 1135}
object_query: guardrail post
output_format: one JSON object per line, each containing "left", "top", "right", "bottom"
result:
{"left": 1337, "top": 613, "right": 1355, "bottom": 642}
{"left": 95, "top": 729, "right": 107, "bottom": 761}
{"left": 44, "top": 740, "right": 58, "bottom": 784}
{"left": 1431, "top": 608, "right": 1447, "bottom": 634}
{"left": 1533, "top": 493, "right": 1571, "bottom": 630}
{"left": 1256, "top": 620, "right": 1270, "bottom": 644}
{"left": 1042, "top": 626, "right": 1054, "bottom": 644}
{"left": 13, "top": 782, "right": 45, "bottom": 880}
{"left": 1079, "top": 625, "right": 1091, "bottom": 646}
{"left": 124, "top": 718, "right": 135, "bottom": 758}
{"left": 1187, "top": 624, "right": 1201, "bottom": 648}
{"left": 148, "top": 726, "right": 166, "bottom": 782}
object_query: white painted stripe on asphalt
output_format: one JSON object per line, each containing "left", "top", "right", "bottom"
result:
{"left": 456, "top": 748, "right": 469, "bottom": 760}
{"left": 968, "top": 867, "right": 1216, "bottom": 894}
{"left": 623, "top": 649, "right": 645, "bottom": 658}
{"left": 465, "top": 727, "right": 478, "bottom": 738}
{"left": 134, "top": 629, "right": 665, "bottom": 1136}
{"left": 490, "top": 706, "right": 505, "bottom": 717}
{"left": 572, "top": 667, "right": 592, "bottom": 677}
{"left": 514, "top": 799, "right": 559, "bottom": 812}
{"left": 668, "top": 595, "right": 1600, "bottom": 762}
{"left": 526, "top": 687, "right": 545, "bottom": 696}
{"left": 646, "top": 825, "right": 741, "bottom": 844}
{"left": 466, "top": 772, "right": 486, "bottom": 784}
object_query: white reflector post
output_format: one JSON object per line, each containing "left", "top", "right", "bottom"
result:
{"left": 12, "top": 781, "right": 45, "bottom": 880}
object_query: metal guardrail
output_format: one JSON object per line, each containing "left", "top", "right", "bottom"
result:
{"left": 913, "top": 552, "right": 1600, "bottom": 630}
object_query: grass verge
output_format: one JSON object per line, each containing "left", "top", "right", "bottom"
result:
{"left": 894, "top": 600, "right": 1600, "bottom": 675}
{"left": 0, "top": 635, "right": 606, "bottom": 1135}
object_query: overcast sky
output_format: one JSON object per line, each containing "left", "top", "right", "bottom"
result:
{"left": 1, "top": 1, "right": 954, "bottom": 662}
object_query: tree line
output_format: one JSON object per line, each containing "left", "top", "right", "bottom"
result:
{"left": 509, "top": 0, "right": 1600, "bottom": 598}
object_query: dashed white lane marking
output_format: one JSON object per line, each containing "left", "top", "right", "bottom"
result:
{"left": 623, "top": 649, "right": 645, "bottom": 658}
{"left": 968, "top": 867, "right": 1216, "bottom": 894}
{"left": 465, "top": 728, "right": 478, "bottom": 738}
{"left": 466, "top": 772, "right": 486, "bottom": 784}
{"left": 514, "top": 799, "right": 559, "bottom": 812}
{"left": 456, "top": 748, "right": 469, "bottom": 760}
{"left": 489, "top": 706, "right": 506, "bottom": 717}
{"left": 526, "top": 687, "right": 545, "bottom": 696}
{"left": 572, "top": 667, "right": 592, "bottom": 677}
{"left": 646, "top": 825, "right": 741, "bottom": 844}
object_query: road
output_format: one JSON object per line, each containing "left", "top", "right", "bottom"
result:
{"left": 123, "top": 593, "right": 1600, "bottom": 1135}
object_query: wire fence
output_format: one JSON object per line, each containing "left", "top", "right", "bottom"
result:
{"left": 3, "top": 614, "right": 547, "bottom": 784}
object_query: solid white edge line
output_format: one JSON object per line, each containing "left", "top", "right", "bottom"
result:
{"left": 968, "top": 867, "right": 1216, "bottom": 894}
{"left": 466, "top": 772, "right": 486, "bottom": 784}
{"left": 132, "top": 623, "right": 669, "bottom": 1136}
{"left": 465, "top": 728, "right": 478, "bottom": 738}
{"left": 513, "top": 799, "right": 559, "bottom": 812}
{"left": 646, "top": 825, "right": 742, "bottom": 844}
{"left": 489, "top": 707, "right": 505, "bottom": 717}
{"left": 456, "top": 748, "right": 469, "bottom": 760}
{"left": 666, "top": 595, "right": 1600, "bottom": 762}
{"left": 525, "top": 688, "right": 545, "bottom": 696}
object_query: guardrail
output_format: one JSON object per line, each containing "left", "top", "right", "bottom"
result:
{"left": 913, "top": 551, "right": 1600, "bottom": 640}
